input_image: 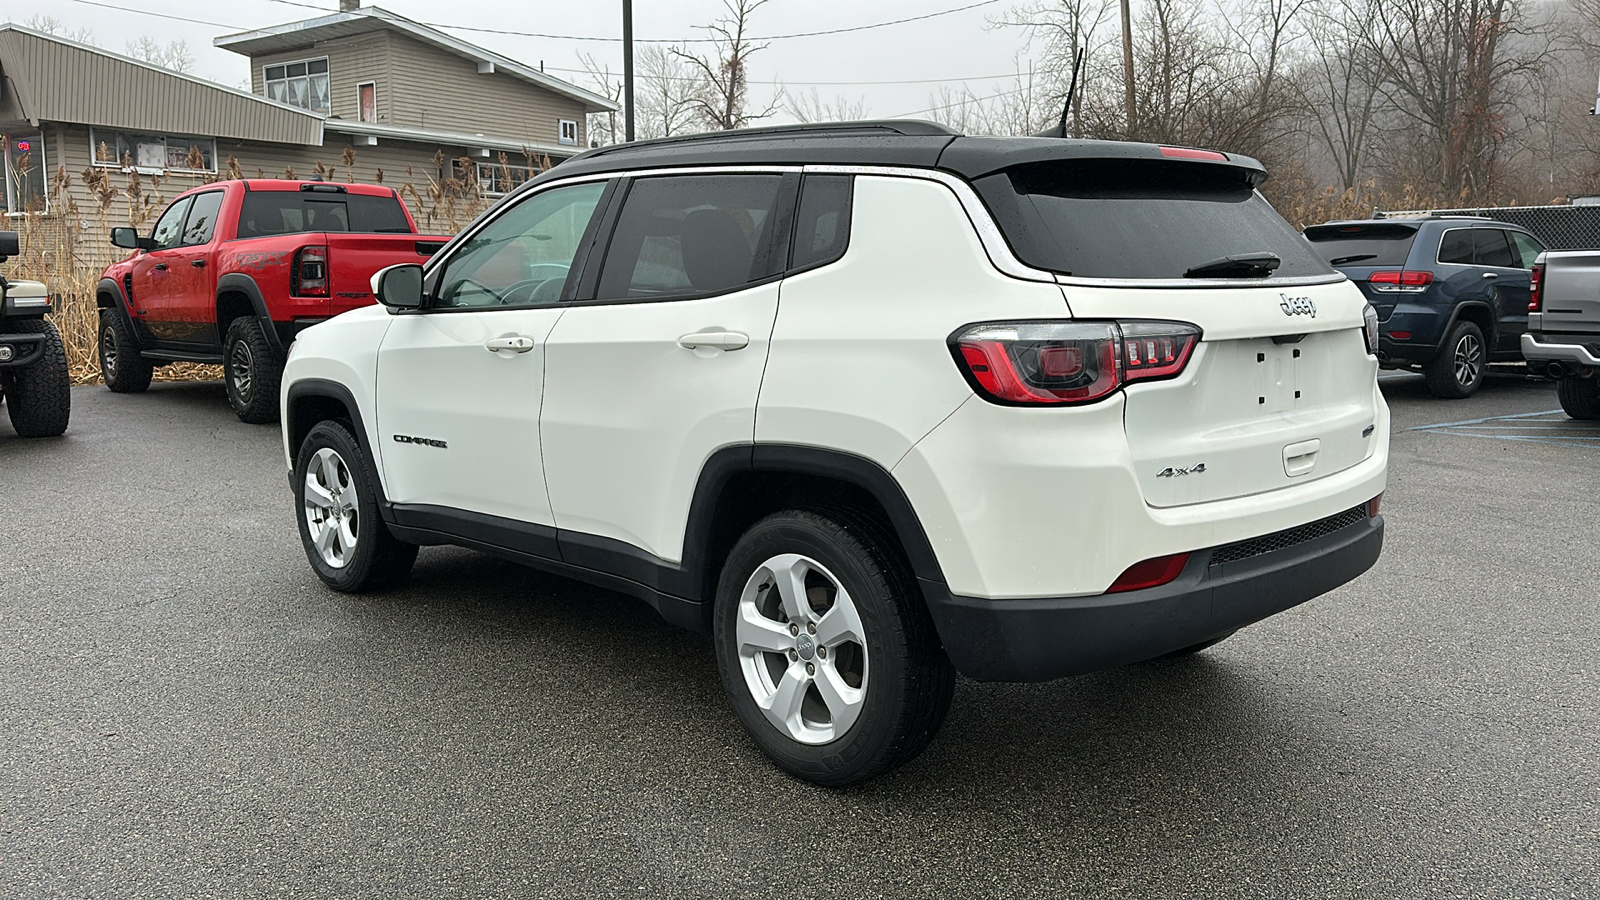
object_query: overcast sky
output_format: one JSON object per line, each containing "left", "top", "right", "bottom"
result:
{"left": 21, "top": 0, "right": 1043, "bottom": 123}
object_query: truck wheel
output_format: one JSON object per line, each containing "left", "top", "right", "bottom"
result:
{"left": 1, "top": 318, "right": 71, "bottom": 438}
{"left": 293, "top": 419, "right": 418, "bottom": 592}
{"left": 224, "top": 318, "right": 283, "bottom": 424}
{"left": 99, "top": 310, "right": 152, "bottom": 393}
{"left": 1557, "top": 374, "right": 1600, "bottom": 420}
{"left": 713, "top": 509, "right": 955, "bottom": 787}
{"left": 1423, "top": 321, "right": 1486, "bottom": 399}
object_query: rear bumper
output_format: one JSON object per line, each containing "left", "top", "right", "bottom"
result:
{"left": 923, "top": 510, "right": 1383, "bottom": 682}
{"left": 1521, "top": 333, "right": 1600, "bottom": 367}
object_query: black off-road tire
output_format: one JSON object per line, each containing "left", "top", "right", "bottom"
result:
{"left": 1557, "top": 374, "right": 1600, "bottom": 420}
{"left": 293, "top": 419, "right": 418, "bottom": 592}
{"left": 713, "top": 509, "right": 955, "bottom": 787}
{"left": 98, "top": 309, "right": 152, "bottom": 393}
{"left": 1423, "top": 320, "right": 1487, "bottom": 399}
{"left": 1, "top": 318, "right": 71, "bottom": 437}
{"left": 224, "top": 318, "right": 283, "bottom": 424}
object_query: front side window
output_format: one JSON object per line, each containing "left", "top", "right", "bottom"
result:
{"left": 435, "top": 182, "right": 607, "bottom": 309}
{"left": 181, "top": 191, "right": 225, "bottom": 246}
{"left": 264, "top": 58, "right": 331, "bottom": 114}
{"left": 91, "top": 129, "right": 215, "bottom": 173}
{"left": 596, "top": 175, "right": 786, "bottom": 301}
{"left": 1510, "top": 231, "right": 1545, "bottom": 269}
{"left": 2, "top": 133, "right": 46, "bottom": 214}
{"left": 150, "top": 196, "right": 194, "bottom": 249}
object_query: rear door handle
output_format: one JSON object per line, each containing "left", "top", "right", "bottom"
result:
{"left": 1482, "top": 272, "right": 1498, "bottom": 279}
{"left": 485, "top": 336, "right": 535, "bottom": 353}
{"left": 677, "top": 330, "right": 749, "bottom": 351}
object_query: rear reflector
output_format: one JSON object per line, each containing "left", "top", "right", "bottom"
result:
{"left": 1106, "top": 553, "right": 1190, "bottom": 593}
{"left": 1366, "top": 494, "right": 1382, "bottom": 518}
{"left": 1159, "top": 146, "right": 1228, "bottom": 161}
{"left": 1389, "top": 331, "right": 1412, "bottom": 340}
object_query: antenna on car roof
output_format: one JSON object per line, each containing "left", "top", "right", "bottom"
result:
{"left": 1035, "top": 46, "right": 1085, "bottom": 139}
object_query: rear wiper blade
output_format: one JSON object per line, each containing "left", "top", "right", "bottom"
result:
{"left": 1329, "top": 253, "right": 1378, "bottom": 265}
{"left": 1184, "top": 252, "right": 1282, "bottom": 278}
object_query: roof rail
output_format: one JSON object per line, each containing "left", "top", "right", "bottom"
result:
{"left": 577, "top": 119, "right": 959, "bottom": 159}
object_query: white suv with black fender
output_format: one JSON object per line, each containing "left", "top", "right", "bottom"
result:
{"left": 281, "top": 121, "right": 1389, "bottom": 786}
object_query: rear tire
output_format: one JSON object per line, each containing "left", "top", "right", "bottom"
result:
{"left": 713, "top": 509, "right": 955, "bottom": 787}
{"left": 98, "top": 309, "right": 152, "bottom": 393}
{"left": 224, "top": 318, "right": 283, "bottom": 424}
{"left": 1557, "top": 374, "right": 1600, "bottom": 420}
{"left": 293, "top": 419, "right": 418, "bottom": 592}
{"left": 1, "top": 318, "right": 71, "bottom": 437}
{"left": 1424, "top": 321, "right": 1486, "bottom": 399}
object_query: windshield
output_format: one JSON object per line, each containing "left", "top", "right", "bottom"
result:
{"left": 1303, "top": 223, "right": 1419, "bottom": 268}
{"left": 973, "top": 159, "right": 1334, "bottom": 280}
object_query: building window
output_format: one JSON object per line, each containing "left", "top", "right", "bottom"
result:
{"left": 265, "top": 58, "right": 331, "bottom": 114}
{"left": 90, "top": 129, "right": 216, "bottom": 174}
{"left": 2, "top": 133, "right": 47, "bottom": 215}
{"left": 558, "top": 119, "right": 578, "bottom": 146}
{"left": 358, "top": 82, "right": 378, "bottom": 123}
{"left": 474, "top": 161, "right": 539, "bottom": 197}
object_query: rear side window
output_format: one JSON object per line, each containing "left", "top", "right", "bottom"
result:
{"left": 596, "top": 174, "right": 786, "bottom": 300}
{"left": 238, "top": 191, "right": 411, "bottom": 237}
{"left": 1438, "top": 229, "right": 1473, "bottom": 264}
{"left": 1303, "top": 223, "right": 1418, "bottom": 267}
{"left": 1472, "top": 229, "right": 1516, "bottom": 268}
{"left": 790, "top": 175, "right": 852, "bottom": 270}
{"left": 181, "top": 191, "right": 224, "bottom": 245}
{"left": 973, "top": 159, "right": 1333, "bottom": 279}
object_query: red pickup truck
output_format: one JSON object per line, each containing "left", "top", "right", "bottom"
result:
{"left": 96, "top": 179, "right": 449, "bottom": 422}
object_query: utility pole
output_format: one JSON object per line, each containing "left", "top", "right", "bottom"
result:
{"left": 1119, "top": 0, "right": 1135, "bottom": 135}
{"left": 623, "top": 0, "right": 635, "bottom": 142}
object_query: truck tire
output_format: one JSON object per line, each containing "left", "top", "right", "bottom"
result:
{"left": 224, "top": 318, "right": 283, "bottom": 424}
{"left": 1423, "top": 320, "right": 1486, "bottom": 399}
{"left": 1, "top": 318, "right": 71, "bottom": 438}
{"left": 1557, "top": 374, "right": 1600, "bottom": 420}
{"left": 713, "top": 509, "right": 955, "bottom": 787}
{"left": 293, "top": 419, "right": 418, "bottom": 592}
{"left": 99, "top": 309, "right": 153, "bottom": 393}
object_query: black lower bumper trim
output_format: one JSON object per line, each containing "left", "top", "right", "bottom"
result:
{"left": 923, "top": 513, "right": 1384, "bottom": 682}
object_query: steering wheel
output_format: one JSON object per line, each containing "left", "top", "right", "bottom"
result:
{"left": 498, "top": 276, "right": 566, "bottom": 306}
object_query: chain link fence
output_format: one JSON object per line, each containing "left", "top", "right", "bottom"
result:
{"left": 1379, "top": 204, "right": 1600, "bottom": 250}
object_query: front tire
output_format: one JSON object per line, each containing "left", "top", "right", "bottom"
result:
{"left": 98, "top": 309, "right": 152, "bottom": 393}
{"left": 1, "top": 318, "right": 71, "bottom": 437}
{"left": 1423, "top": 321, "right": 1486, "bottom": 399}
{"left": 1557, "top": 374, "right": 1600, "bottom": 420}
{"left": 293, "top": 420, "right": 418, "bottom": 592}
{"left": 713, "top": 510, "right": 954, "bottom": 787}
{"left": 224, "top": 318, "right": 283, "bottom": 424}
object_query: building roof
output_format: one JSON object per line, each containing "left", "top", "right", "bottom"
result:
{"left": 214, "top": 6, "right": 617, "bottom": 114}
{"left": 0, "top": 24, "right": 324, "bottom": 146}
{"left": 324, "top": 119, "right": 585, "bottom": 160}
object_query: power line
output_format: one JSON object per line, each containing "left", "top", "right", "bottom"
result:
{"left": 889, "top": 83, "right": 1034, "bottom": 118}
{"left": 71, "top": 0, "right": 236, "bottom": 30}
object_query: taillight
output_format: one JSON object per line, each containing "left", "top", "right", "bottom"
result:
{"left": 1529, "top": 262, "right": 1543, "bottom": 312}
{"left": 294, "top": 245, "right": 329, "bottom": 297}
{"left": 951, "top": 320, "right": 1200, "bottom": 406}
{"left": 1362, "top": 304, "right": 1379, "bottom": 355}
{"left": 1368, "top": 270, "right": 1433, "bottom": 293}
{"left": 1107, "top": 553, "right": 1190, "bottom": 593}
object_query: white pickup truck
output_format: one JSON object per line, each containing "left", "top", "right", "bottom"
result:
{"left": 1523, "top": 251, "right": 1600, "bottom": 419}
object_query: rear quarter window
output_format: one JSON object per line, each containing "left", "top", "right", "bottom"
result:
{"left": 1303, "top": 223, "right": 1419, "bottom": 267}
{"left": 974, "top": 159, "right": 1333, "bottom": 280}
{"left": 238, "top": 191, "right": 411, "bottom": 237}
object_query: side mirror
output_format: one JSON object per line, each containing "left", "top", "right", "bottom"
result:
{"left": 110, "top": 227, "right": 157, "bottom": 251}
{"left": 372, "top": 264, "right": 424, "bottom": 311}
{"left": 0, "top": 230, "right": 18, "bottom": 261}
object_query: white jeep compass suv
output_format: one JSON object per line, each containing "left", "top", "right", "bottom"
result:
{"left": 281, "top": 121, "right": 1388, "bottom": 786}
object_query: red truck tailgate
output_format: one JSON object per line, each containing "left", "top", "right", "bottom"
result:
{"left": 324, "top": 233, "right": 450, "bottom": 315}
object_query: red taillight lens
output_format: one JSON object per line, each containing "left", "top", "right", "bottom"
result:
{"left": 1529, "top": 262, "right": 1543, "bottom": 312}
{"left": 295, "top": 245, "right": 329, "bottom": 297}
{"left": 1368, "top": 270, "right": 1432, "bottom": 292}
{"left": 952, "top": 320, "right": 1200, "bottom": 406}
{"left": 1366, "top": 493, "right": 1382, "bottom": 518}
{"left": 1107, "top": 553, "right": 1191, "bottom": 593}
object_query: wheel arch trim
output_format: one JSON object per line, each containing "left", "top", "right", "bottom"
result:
{"left": 215, "top": 273, "right": 282, "bottom": 352}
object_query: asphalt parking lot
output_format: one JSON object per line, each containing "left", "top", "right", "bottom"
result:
{"left": 2, "top": 370, "right": 1597, "bottom": 899}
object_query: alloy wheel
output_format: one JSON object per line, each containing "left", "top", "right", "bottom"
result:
{"left": 303, "top": 447, "right": 359, "bottom": 569}
{"left": 1453, "top": 332, "right": 1483, "bottom": 388}
{"left": 101, "top": 323, "right": 118, "bottom": 379}
{"left": 230, "top": 339, "right": 255, "bottom": 403}
{"left": 735, "top": 553, "right": 870, "bottom": 745}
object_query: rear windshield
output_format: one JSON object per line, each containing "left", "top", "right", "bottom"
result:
{"left": 237, "top": 190, "right": 411, "bottom": 237}
{"left": 1303, "top": 223, "right": 1419, "bottom": 267}
{"left": 973, "top": 159, "right": 1334, "bottom": 279}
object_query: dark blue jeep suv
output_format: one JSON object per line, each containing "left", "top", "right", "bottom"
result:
{"left": 1305, "top": 216, "right": 1546, "bottom": 398}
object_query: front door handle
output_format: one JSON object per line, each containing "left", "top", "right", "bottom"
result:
{"left": 1482, "top": 272, "right": 1498, "bottom": 279}
{"left": 153, "top": 263, "right": 167, "bottom": 271}
{"left": 191, "top": 259, "right": 206, "bottom": 268}
{"left": 485, "top": 336, "right": 535, "bottom": 353}
{"left": 677, "top": 330, "right": 750, "bottom": 351}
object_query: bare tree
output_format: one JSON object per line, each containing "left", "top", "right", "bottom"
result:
{"left": 637, "top": 44, "right": 701, "bottom": 138}
{"left": 578, "top": 52, "right": 625, "bottom": 146}
{"left": 673, "top": 0, "right": 783, "bottom": 131}
{"left": 786, "top": 88, "right": 871, "bottom": 124}
{"left": 125, "top": 37, "right": 195, "bottom": 73}
{"left": 24, "top": 15, "right": 96, "bottom": 44}
{"left": 1297, "top": 3, "right": 1383, "bottom": 191}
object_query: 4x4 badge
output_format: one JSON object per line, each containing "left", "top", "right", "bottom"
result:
{"left": 1156, "top": 463, "right": 1206, "bottom": 478}
{"left": 1280, "top": 294, "right": 1317, "bottom": 317}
